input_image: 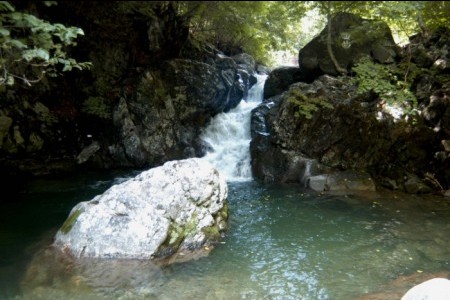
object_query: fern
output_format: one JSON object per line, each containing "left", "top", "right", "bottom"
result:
{"left": 82, "top": 96, "right": 111, "bottom": 119}
{"left": 287, "top": 88, "right": 333, "bottom": 119}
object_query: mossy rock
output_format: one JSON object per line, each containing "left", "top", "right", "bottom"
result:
{"left": 60, "top": 209, "right": 83, "bottom": 235}
{"left": 201, "top": 225, "right": 221, "bottom": 241}
{"left": 219, "top": 202, "right": 229, "bottom": 220}
{"left": 156, "top": 215, "right": 200, "bottom": 257}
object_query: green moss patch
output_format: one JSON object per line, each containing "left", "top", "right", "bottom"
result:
{"left": 219, "top": 203, "right": 229, "bottom": 220}
{"left": 201, "top": 225, "right": 220, "bottom": 241}
{"left": 60, "top": 209, "right": 83, "bottom": 235}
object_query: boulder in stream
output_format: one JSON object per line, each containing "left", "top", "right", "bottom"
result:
{"left": 53, "top": 158, "right": 228, "bottom": 261}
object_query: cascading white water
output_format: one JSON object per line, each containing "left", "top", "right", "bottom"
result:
{"left": 200, "top": 74, "right": 267, "bottom": 181}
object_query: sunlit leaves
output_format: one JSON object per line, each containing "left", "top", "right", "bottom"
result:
{"left": 186, "top": 1, "right": 309, "bottom": 65}
{"left": 351, "top": 56, "right": 418, "bottom": 113}
{"left": 310, "top": 1, "right": 449, "bottom": 45}
{"left": 183, "top": 1, "right": 450, "bottom": 66}
{"left": 0, "top": 27, "right": 9, "bottom": 36}
{"left": 0, "top": 1, "right": 14, "bottom": 12}
{"left": 113, "top": 1, "right": 450, "bottom": 68}
{"left": 0, "top": 1, "right": 91, "bottom": 87}
{"left": 22, "top": 48, "right": 50, "bottom": 62}
{"left": 422, "top": 1, "right": 450, "bottom": 30}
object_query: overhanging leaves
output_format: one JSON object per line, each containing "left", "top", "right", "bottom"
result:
{"left": 0, "top": 1, "right": 91, "bottom": 87}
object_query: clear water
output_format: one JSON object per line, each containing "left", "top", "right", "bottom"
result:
{"left": 1, "top": 175, "right": 449, "bottom": 300}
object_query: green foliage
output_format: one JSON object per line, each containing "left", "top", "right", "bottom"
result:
{"left": 311, "top": 1, "right": 450, "bottom": 45}
{"left": 115, "top": 1, "right": 161, "bottom": 17}
{"left": 184, "top": 1, "right": 308, "bottom": 65}
{"left": 97, "top": 1, "right": 450, "bottom": 68}
{"left": 346, "top": 20, "right": 389, "bottom": 45}
{"left": 363, "top": 1, "right": 426, "bottom": 44}
{"left": 82, "top": 96, "right": 111, "bottom": 119}
{"left": 0, "top": 1, "right": 92, "bottom": 88}
{"left": 351, "top": 56, "right": 417, "bottom": 112}
{"left": 37, "top": 109, "right": 58, "bottom": 125}
{"left": 287, "top": 87, "right": 333, "bottom": 119}
{"left": 180, "top": 1, "right": 450, "bottom": 66}
{"left": 421, "top": 1, "right": 450, "bottom": 31}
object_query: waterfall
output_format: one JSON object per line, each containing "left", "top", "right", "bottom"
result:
{"left": 200, "top": 74, "right": 267, "bottom": 182}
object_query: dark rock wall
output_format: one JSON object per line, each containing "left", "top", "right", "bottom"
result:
{"left": 251, "top": 18, "right": 450, "bottom": 193}
{"left": 0, "top": 2, "right": 260, "bottom": 178}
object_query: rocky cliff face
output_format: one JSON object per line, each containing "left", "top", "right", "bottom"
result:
{"left": 251, "top": 16, "right": 450, "bottom": 193}
{"left": 0, "top": 2, "right": 261, "bottom": 180}
{"left": 107, "top": 53, "right": 258, "bottom": 169}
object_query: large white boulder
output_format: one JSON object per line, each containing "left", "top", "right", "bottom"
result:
{"left": 402, "top": 278, "right": 450, "bottom": 300}
{"left": 53, "top": 158, "right": 228, "bottom": 260}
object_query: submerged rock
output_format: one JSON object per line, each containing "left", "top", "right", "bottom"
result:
{"left": 307, "top": 170, "right": 376, "bottom": 192}
{"left": 53, "top": 158, "right": 228, "bottom": 260}
{"left": 21, "top": 245, "right": 167, "bottom": 299}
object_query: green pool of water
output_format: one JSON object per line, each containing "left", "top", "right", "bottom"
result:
{"left": 1, "top": 174, "right": 449, "bottom": 299}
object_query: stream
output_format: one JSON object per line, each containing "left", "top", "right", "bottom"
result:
{"left": 1, "top": 177, "right": 449, "bottom": 299}
{"left": 0, "top": 76, "right": 449, "bottom": 299}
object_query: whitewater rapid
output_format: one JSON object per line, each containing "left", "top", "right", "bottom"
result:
{"left": 200, "top": 74, "right": 267, "bottom": 181}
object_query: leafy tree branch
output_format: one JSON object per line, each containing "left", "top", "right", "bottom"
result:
{"left": 0, "top": 1, "right": 91, "bottom": 88}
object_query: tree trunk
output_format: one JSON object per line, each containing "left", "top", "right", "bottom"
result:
{"left": 326, "top": 3, "right": 347, "bottom": 75}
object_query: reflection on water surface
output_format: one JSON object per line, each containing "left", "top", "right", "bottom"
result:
{"left": 1, "top": 175, "right": 449, "bottom": 299}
